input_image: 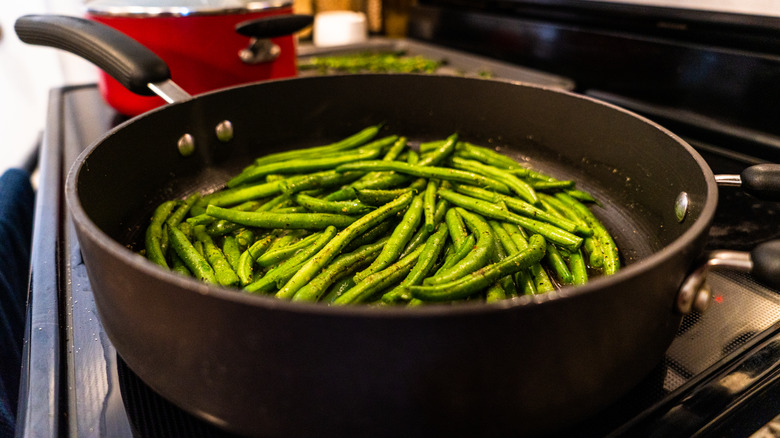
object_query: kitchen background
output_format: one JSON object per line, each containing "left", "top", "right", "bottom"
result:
{"left": 3, "top": 0, "right": 780, "bottom": 178}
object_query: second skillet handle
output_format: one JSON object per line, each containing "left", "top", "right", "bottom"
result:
{"left": 15, "top": 14, "right": 169, "bottom": 96}
{"left": 742, "top": 164, "right": 780, "bottom": 201}
{"left": 235, "top": 14, "right": 314, "bottom": 39}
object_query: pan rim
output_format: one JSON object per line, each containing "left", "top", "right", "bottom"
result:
{"left": 64, "top": 73, "right": 719, "bottom": 318}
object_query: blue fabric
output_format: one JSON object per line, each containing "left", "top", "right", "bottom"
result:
{"left": 0, "top": 169, "right": 35, "bottom": 437}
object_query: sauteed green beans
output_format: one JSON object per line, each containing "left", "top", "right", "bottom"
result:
{"left": 141, "top": 125, "right": 622, "bottom": 305}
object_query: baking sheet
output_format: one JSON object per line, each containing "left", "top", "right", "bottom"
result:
{"left": 297, "top": 37, "right": 576, "bottom": 90}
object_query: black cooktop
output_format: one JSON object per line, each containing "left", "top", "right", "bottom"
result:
{"left": 16, "top": 82, "right": 780, "bottom": 438}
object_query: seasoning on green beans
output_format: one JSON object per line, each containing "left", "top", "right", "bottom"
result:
{"left": 140, "top": 125, "right": 622, "bottom": 304}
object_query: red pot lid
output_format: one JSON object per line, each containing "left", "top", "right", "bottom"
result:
{"left": 85, "top": 0, "right": 292, "bottom": 16}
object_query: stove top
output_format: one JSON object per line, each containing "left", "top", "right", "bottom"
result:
{"left": 16, "top": 78, "right": 780, "bottom": 437}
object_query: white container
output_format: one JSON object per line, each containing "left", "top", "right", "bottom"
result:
{"left": 313, "top": 10, "right": 368, "bottom": 47}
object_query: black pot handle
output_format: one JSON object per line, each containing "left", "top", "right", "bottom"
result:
{"left": 742, "top": 164, "right": 780, "bottom": 201}
{"left": 15, "top": 14, "right": 170, "bottom": 96}
{"left": 235, "top": 14, "right": 313, "bottom": 39}
{"left": 753, "top": 240, "right": 780, "bottom": 288}
{"left": 677, "top": 240, "right": 780, "bottom": 314}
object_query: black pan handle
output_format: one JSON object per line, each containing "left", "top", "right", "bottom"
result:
{"left": 678, "top": 239, "right": 780, "bottom": 314}
{"left": 742, "top": 164, "right": 780, "bottom": 201}
{"left": 235, "top": 14, "right": 313, "bottom": 39}
{"left": 753, "top": 240, "right": 780, "bottom": 289}
{"left": 15, "top": 14, "right": 169, "bottom": 96}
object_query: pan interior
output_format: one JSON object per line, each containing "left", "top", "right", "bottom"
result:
{"left": 72, "top": 74, "right": 711, "bottom": 284}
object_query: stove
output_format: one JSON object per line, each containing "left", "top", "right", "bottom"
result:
{"left": 15, "top": 25, "right": 780, "bottom": 438}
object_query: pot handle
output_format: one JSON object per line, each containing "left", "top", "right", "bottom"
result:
{"left": 15, "top": 14, "right": 190, "bottom": 103}
{"left": 677, "top": 241, "right": 780, "bottom": 314}
{"left": 716, "top": 163, "right": 780, "bottom": 201}
{"left": 235, "top": 14, "right": 314, "bottom": 39}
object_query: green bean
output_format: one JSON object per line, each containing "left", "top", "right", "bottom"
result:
{"left": 355, "top": 187, "right": 416, "bottom": 206}
{"left": 229, "top": 146, "right": 385, "bottom": 187}
{"left": 275, "top": 191, "right": 415, "bottom": 299}
{"left": 168, "top": 225, "right": 217, "bottom": 284}
{"left": 256, "top": 231, "right": 321, "bottom": 267}
{"left": 333, "top": 244, "right": 425, "bottom": 305}
{"left": 222, "top": 235, "right": 241, "bottom": 271}
{"left": 424, "top": 208, "right": 494, "bottom": 285}
{"left": 252, "top": 124, "right": 382, "bottom": 167}
{"left": 568, "top": 249, "right": 589, "bottom": 285}
{"left": 423, "top": 179, "right": 438, "bottom": 232}
{"left": 555, "top": 193, "right": 620, "bottom": 275}
{"left": 418, "top": 139, "right": 445, "bottom": 153}
{"left": 193, "top": 240, "right": 204, "bottom": 257}
{"left": 382, "top": 136, "right": 409, "bottom": 162}
{"left": 583, "top": 237, "right": 605, "bottom": 268}
{"left": 406, "top": 149, "right": 419, "bottom": 164}
{"left": 236, "top": 232, "right": 279, "bottom": 285}
{"left": 195, "top": 180, "right": 281, "bottom": 211}
{"left": 169, "top": 250, "right": 191, "bottom": 277}
{"left": 397, "top": 198, "right": 448, "bottom": 259}
{"left": 450, "top": 156, "right": 539, "bottom": 205}
{"left": 145, "top": 200, "right": 177, "bottom": 268}
{"left": 350, "top": 172, "right": 411, "bottom": 191}
{"left": 177, "top": 221, "right": 193, "bottom": 240}
{"left": 416, "top": 133, "right": 457, "bottom": 167}
{"left": 501, "top": 222, "right": 553, "bottom": 293}
{"left": 166, "top": 193, "right": 200, "bottom": 227}
{"left": 381, "top": 224, "right": 449, "bottom": 304}
{"left": 566, "top": 189, "right": 598, "bottom": 203}
{"left": 321, "top": 277, "right": 356, "bottom": 304}
{"left": 334, "top": 160, "right": 510, "bottom": 192}
{"left": 539, "top": 194, "right": 602, "bottom": 266}
{"left": 188, "top": 200, "right": 264, "bottom": 227}
{"left": 437, "top": 234, "right": 476, "bottom": 273}
{"left": 437, "top": 189, "right": 583, "bottom": 251}
{"left": 342, "top": 219, "right": 395, "bottom": 253}
{"left": 409, "top": 234, "right": 546, "bottom": 302}
{"left": 528, "top": 180, "right": 575, "bottom": 191}
{"left": 354, "top": 193, "right": 424, "bottom": 282}
{"left": 545, "top": 243, "right": 573, "bottom": 285}
{"left": 279, "top": 170, "right": 364, "bottom": 196}
{"left": 294, "top": 192, "right": 373, "bottom": 215}
{"left": 485, "top": 282, "right": 507, "bottom": 303}
{"left": 444, "top": 207, "right": 469, "bottom": 248}
{"left": 247, "top": 226, "right": 337, "bottom": 294}
{"left": 205, "top": 205, "right": 356, "bottom": 229}
{"left": 489, "top": 220, "right": 535, "bottom": 295}
{"left": 455, "top": 141, "right": 524, "bottom": 170}
{"left": 351, "top": 136, "right": 409, "bottom": 185}
{"left": 291, "top": 237, "right": 388, "bottom": 302}
{"left": 193, "top": 225, "right": 240, "bottom": 287}
{"left": 233, "top": 228, "right": 256, "bottom": 249}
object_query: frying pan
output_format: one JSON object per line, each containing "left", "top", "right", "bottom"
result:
{"left": 16, "top": 14, "right": 780, "bottom": 437}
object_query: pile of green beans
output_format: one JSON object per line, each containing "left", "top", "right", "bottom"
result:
{"left": 142, "top": 124, "right": 621, "bottom": 305}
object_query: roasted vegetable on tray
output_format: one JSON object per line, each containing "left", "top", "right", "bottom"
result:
{"left": 142, "top": 125, "right": 620, "bottom": 305}
{"left": 298, "top": 51, "right": 444, "bottom": 74}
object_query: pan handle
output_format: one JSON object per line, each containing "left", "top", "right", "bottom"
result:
{"left": 677, "top": 240, "right": 780, "bottom": 314}
{"left": 716, "top": 163, "right": 780, "bottom": 201}
{"left": 15, "top": 14, "right": 190, "bottom": 103}
{"left": 235, "top": 14, "right": 314, "bottom": 39}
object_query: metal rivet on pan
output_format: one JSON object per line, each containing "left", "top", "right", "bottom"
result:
{"left": 177, "top": 133, "right": 195, "bottom": 156}
{"left": 215, "top": 120, "right": 234, "bottom": 142}
{"left": 674, "top": 192, "right": 689, "bottom": 223}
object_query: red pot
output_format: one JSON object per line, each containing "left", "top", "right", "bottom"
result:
{"left": 85, "top": 0, "right": 310, "bottom": 116}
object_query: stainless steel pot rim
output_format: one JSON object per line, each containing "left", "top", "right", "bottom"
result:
{"left": 64, "top": 74, "right": 719, "bottom": 319}
{"left": 85, "top": 0, "right": 292, "bottom": 17}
